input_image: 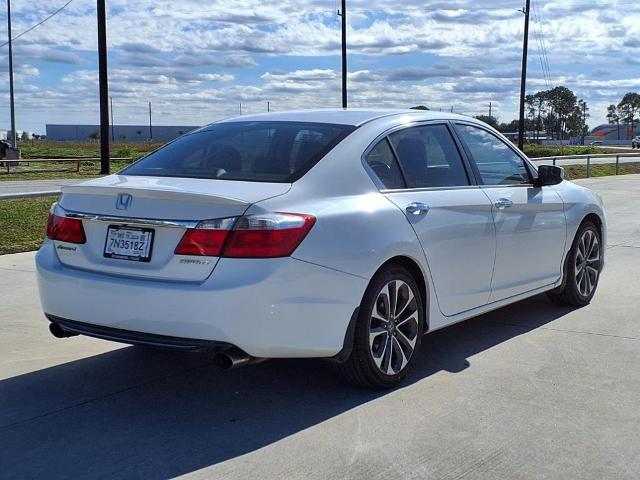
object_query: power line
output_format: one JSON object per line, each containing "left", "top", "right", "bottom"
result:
{"left": 537, "top": 12, "right": 553, "bottom": 86}
{"left": 532, "top": 0, "right": 553, "bottom": 89}
{"left": 531, "top": 22, "right": 546, "bottom": 86}
{"left": 531, "top": 4, "right": 548, "bottom": 86}
{"left": 0, "top": 0, "right": 75, "bottom": 49}
{"left": 532, "top": 13, "right": 551, "bottom": 89}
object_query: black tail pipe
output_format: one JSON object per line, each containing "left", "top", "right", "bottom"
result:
{"left": 49, "top": 322, "right": 79, "bottom": 338}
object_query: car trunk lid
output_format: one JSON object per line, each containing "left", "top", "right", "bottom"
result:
{"left": 54, "top": 175, "right": 290, "bottom": 282}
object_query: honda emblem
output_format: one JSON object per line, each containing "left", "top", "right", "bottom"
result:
{"left": 116, "top": 193, "right": 133, "bottom": 210}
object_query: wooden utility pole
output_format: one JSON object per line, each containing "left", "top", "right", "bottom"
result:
{"left": 148, "top": 101, "right": 153, "bottom": 140}
{"left": 339, "top": 0, "right": 347, "bottom": 108}
{"left": 581, "top": 101, "right": 587, "bottom": 145}
{"left": 7, "top": 0, "right": 17, "bottom": 150}
{"left": 97, "top": 0, "right": 110, "bottom": 174}
{"left": 518, "top": 0, "right": 531, "bottom": 150}
{"left": 110, "top": 96, "right": 114, "bottom": 141}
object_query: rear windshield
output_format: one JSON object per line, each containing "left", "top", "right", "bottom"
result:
{"left": 121, "top": 121, "right": 356, "bottom": 183}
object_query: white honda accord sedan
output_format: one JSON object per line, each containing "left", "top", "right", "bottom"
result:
{"left": 37, "top": 109, "right": 606, "bottom": 388}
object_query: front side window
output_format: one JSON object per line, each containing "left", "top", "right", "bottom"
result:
{"left": 122, "top": 121, "right": 355, "bottom": 183}
{"left": 389, "top": 124, "right": 470, "bottom": 188}
{"left": 364, "top": 139, "right": 405, "bottom": 189}
{"left": 455, "top": 124, "right": 531, "bottom": 185}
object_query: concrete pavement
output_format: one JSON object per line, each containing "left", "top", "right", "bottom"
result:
{"left": 0, "top": 178, "right": 79, "bottom": 199}
{"left": 1, "top": 175, "right": 639, "bottom": 479}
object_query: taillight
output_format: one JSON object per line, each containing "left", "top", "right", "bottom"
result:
{"left": 223, "top": 213, "right": 316, "bottom": 258}
{"left": 174, "top": 213, "right": 315, "bottom": 258}
{"left": 46, "top": 214, "right": 86, "bottom": 244}
{"left": 174, "top": 218, "right": 235, "bottom": 256}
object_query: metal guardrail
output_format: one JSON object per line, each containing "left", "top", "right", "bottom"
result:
{"left": 532, "top": 152, "right": 640, "bottom": 177}
{"left": 0, "top": 157, "right": 133, "bottom": 174}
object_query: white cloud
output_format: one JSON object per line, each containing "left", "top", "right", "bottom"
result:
{"left": 1, "top": 0, "right": 640, "bottom": 132}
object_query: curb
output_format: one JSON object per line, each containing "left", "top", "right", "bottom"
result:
{"left": 0, "top": 191, "right": 61, "bottom": 200}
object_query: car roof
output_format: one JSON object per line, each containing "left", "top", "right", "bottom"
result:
{"left": 215, "top": 109, "right": 469, "bottom": 127}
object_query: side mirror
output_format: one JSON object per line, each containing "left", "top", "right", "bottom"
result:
{"left": 535, "top": 164, "right": 564, "bottom": 187}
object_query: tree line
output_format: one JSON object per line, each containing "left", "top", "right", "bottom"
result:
{"left": 459, "top": 86, "right": 591, "bottom": 141}
{"left": 605, "top": 93, "right": 640, "bottom": 140}
{"left": 415, "top": 88, "right": 640, "bottom": 142}
{"left": 519, "top": 87, "right": 589, "bottom": 140}
{"left": 469, "top": 88, "right": 587, "bottom": 140}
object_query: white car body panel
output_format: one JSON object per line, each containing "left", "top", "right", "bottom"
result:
{"left": 37, "top": 241, "right": 368, "bottom": 357}
{"left": 482, "top": 184, "right": 566, "bottom": 302}
{"left": 383, "top": 188, "right": 495, "bottom": 316}
{"left": 36, "top": 109, "right": 607, "bottom": 358}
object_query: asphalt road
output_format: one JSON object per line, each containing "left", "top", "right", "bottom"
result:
{"left": 1, "top": 175, "right": 639, "bottom": 479}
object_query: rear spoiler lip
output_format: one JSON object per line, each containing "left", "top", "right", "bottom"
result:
{"left": 61, "top": 184, "right": 248, "bottom": 206}
{"left": 61, "top": 173, "right": 293, "bottom": 206}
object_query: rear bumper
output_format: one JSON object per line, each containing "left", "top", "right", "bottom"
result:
{"left": 36, "top": 241, "right": 367, "bottom": 358}
{"left": 46, "top": 315, "right": 233, "bottom": 351}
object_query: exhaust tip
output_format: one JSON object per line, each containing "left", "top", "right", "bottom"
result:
{"left": 213, "top": 348, "right": 264, "bottom": 370}
{"left": 213, "top": 353, "right": 234, "bottom": 370}
{"left": 49, "top": 322, "right": 78, "bottom": 338}
{"left": 49, "top": 322, "right": 67, "bottom": 338}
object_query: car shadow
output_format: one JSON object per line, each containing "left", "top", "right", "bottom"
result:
{"left": 1, "top": 294, "right": 574, "bottom": 479}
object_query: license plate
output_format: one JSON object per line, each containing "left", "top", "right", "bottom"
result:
{"left": 104, "top": 225, "right": 154, "bottom": 262}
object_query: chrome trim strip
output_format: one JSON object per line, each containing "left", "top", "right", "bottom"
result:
{"left": 479, "top": 184, "right": 534, "bottom": 189}
{"left": 381, "top": 185, "right": 481, "bottom": 193}
{"left": 53, "top": 203, "right": 198, "bottom": 228}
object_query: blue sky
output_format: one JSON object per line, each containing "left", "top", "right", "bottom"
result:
{"left": 1, "top": 0, "right": 639, "bottom": 134}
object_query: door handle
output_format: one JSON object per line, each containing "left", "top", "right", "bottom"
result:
{"left": 406, "top": 202, "right": 430, "bottom": 216}
{"left": 494, "top": 198, "right": 513, "bottom": 209}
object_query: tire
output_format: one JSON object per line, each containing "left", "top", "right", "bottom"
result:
{"left": 547, "top": 221, "right": 602, "bottom": 307}
{"left": 338, "top": 264, "right": 424, "bottom": 389}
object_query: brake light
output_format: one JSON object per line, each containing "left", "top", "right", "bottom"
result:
{"left": 174, "top": 213, "right": 315, "bottom": 258}
{"left": 174, "top": 218, "right": 235, "bottom": 256}
{"left": 46, "top": 214, "right": 86, "bottom": 244}
{"left": 222, "top": 213, "right": 315, "bottom": 258}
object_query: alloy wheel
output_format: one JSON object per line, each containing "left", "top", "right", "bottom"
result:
{"left": 575, "top": 229, "right": 600, "bottom": 297}
{"left": 368, "top": 280, "right": 419, "bottom": 375}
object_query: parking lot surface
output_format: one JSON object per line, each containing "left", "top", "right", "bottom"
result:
{"left": 0, "top": 178, "right": 80, "bottom": 199}
{"left": 1, "top": 175, "right": 639, "bottom": 479}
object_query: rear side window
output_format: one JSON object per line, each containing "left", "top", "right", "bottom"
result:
{"left": 365, "top": 139, "right": 405, "bottom": 189}
{"left": 389, "top": 124, "right": 470, "bottom": 188}
{"left": 122, "top": 121, "right": 355, "bottom": 183}
{"left": 455, "top": 124, "right": 531, "bottom": 185}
